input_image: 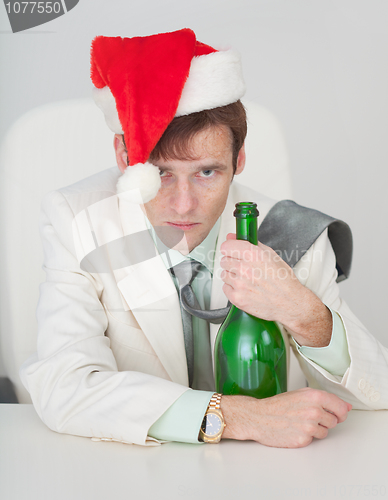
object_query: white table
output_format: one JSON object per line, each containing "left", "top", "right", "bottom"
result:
{"left": 0, "top": 404, "right": 387, "bottom": 500}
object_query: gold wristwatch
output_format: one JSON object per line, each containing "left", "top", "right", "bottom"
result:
{"left": 198, "top": 393, "right": 225, "bottom": 443}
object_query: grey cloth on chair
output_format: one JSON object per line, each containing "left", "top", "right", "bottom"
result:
{"left": 258, "top": 200, "right": 353, "bottom": 282}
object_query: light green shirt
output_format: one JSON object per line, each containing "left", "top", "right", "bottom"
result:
{"left": 147, "top": 215, "right": 351, "bottom": 443}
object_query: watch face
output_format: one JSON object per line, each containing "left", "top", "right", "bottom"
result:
{"left": 201, "top": 413, "right": 222, "bottom": 436}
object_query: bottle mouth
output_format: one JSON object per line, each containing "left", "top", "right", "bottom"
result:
{"left": 234, "top": 201, "right": 259, "bottom": 218}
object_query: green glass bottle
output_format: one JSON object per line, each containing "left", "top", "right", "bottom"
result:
{"left": 214, "top": 202, "right": 287, "bottom": 398}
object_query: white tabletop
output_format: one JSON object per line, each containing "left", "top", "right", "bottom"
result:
{"left": 0, "top": 404, "right": 387, "bottom": 500}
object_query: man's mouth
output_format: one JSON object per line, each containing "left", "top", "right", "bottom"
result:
{"left": 166, "top": 222, "right": 199, "bottom": 231}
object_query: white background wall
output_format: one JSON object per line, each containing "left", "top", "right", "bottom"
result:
{"left": 0, "top": 0, "right": 387, "bottom": 375}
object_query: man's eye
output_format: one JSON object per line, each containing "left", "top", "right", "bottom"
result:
{"left": 159, "top": 170, "right": 168, "bottom": 177}
{"left": 200, "top": 170, "right": 215, "bottom": 177}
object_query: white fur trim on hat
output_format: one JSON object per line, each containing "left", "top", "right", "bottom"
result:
{"left": 116, "top": 162, "right": 161, "bottom": 204}
{"left": 176, "top": 49, "right": 246, "bottom": 116}
{"left": 92, "top": 49, "right": 245, "bottom": 133}
{"left": 92, "top": 86, "right": 123, "bottom": 134}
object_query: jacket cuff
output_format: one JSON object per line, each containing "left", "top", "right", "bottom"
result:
{"left": 148, "top": 389, "right": 214, "bottom": 443}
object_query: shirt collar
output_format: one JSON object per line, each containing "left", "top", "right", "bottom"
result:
{"left": 144, "top": 215, "right": 220, "bottom": 274}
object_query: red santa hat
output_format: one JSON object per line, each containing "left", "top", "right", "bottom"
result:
{"left": 90, "top": 28, "right": 245, "bottom": 203}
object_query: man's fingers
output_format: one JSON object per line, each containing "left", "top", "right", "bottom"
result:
{"left": 221, "top": 269, "right": 238, "bottom": 284}
{"left": 313, "top": 424, "right": 329, "bottom": 440}
{"left": 319, "top": 393, "right": 350, "bottom": 424}
{"left": 326, "top": 402, "right": 349, "bottom": 423}
{"left": 220, "top": 238, "right": 251, "bottom": 258}
{"left": 319, "top": 410, "right": 339, "bottom": 429}
{"left": 220, "top": 256, "right": 241, "bottom": 271}
{"left": 300, "top": 388, "right": 351, "bottom": 424}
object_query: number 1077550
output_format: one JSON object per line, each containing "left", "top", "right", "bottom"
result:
{"left": 5, "top": 2, "right": 62, "bottom": 14}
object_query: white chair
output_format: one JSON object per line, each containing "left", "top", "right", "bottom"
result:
{"left": 0, "top": 98, "right": 301, "bottom": 404}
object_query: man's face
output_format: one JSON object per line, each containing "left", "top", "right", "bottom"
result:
{"left": 140, "top": 126, "right": 245, "bottom": 253}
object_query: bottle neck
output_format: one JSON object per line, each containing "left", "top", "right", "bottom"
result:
{"left": 236, "top": 217, "right": 258, "bottom": 245}
{"left": 234, "top": 202, "right": 259, "bottom": 245}
{"left": 227, "top": 203, "right": 259, "bottom": 316}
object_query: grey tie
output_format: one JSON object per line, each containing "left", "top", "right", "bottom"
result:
{"left": 169, "top": 260, "right": 231, "bottom": 386}
{"left": 169, "top": 260, "right": 201, "bottom": 387}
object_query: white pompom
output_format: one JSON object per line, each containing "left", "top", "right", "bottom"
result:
{"left": 116, "top": 162, "right": 161, "bottom": 203}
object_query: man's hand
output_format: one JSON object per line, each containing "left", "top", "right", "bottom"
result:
{"left": 221, "top": 388, "right": 352, "bottom": 448}
{"left": 220, "top": 233, "right": 332, "bottom": 347}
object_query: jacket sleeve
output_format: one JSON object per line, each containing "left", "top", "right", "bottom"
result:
{"left": 20, "top": 190, "right": 190, "bottom": 446}
{"left": 290, "top": 228, "right": 388, "bottom": 410}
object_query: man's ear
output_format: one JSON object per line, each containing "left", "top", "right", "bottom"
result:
{"left": 234, "top": 143, "right": 246, "bottom": 176}
{"left": 114, "top": 134, "right": 128, "bottom": 173}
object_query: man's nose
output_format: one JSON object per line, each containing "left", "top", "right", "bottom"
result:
{"left": 171, "top": 179, "right": 197, "bottom": 214}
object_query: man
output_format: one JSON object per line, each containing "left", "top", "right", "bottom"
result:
{"left": 21, "top": 29, "right": 387, "bottom": 448}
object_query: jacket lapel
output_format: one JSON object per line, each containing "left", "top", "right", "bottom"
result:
{"left": 73, "top": 192, "right": 188, "bottom": 386}
{"left": 117, "top": 194, "right": 188, "bottom": 385}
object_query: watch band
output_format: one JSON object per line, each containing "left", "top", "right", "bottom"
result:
{"left": 208, "top": 393, "right": 222, "bottom": 411}
{"left": 199, "top": 393, "right": 225, "bottom": 444}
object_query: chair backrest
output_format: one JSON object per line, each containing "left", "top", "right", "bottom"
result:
{"left": 0, "top": 98, "right": 293, "bottom": 403}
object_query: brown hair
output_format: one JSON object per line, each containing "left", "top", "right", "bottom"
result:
{"left": 122, "top": 100, "right": 247, "bottom": 174}
{"left": 150, "top": 100, "right": 247, "bottom": 174}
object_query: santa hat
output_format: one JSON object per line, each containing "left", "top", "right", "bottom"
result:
{"left": 90, "top": 28, "right": 245, "bottom": 203}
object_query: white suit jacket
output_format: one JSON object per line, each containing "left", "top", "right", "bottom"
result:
{"left": 21, "top": 167, "right": 388, "bottom": 446}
